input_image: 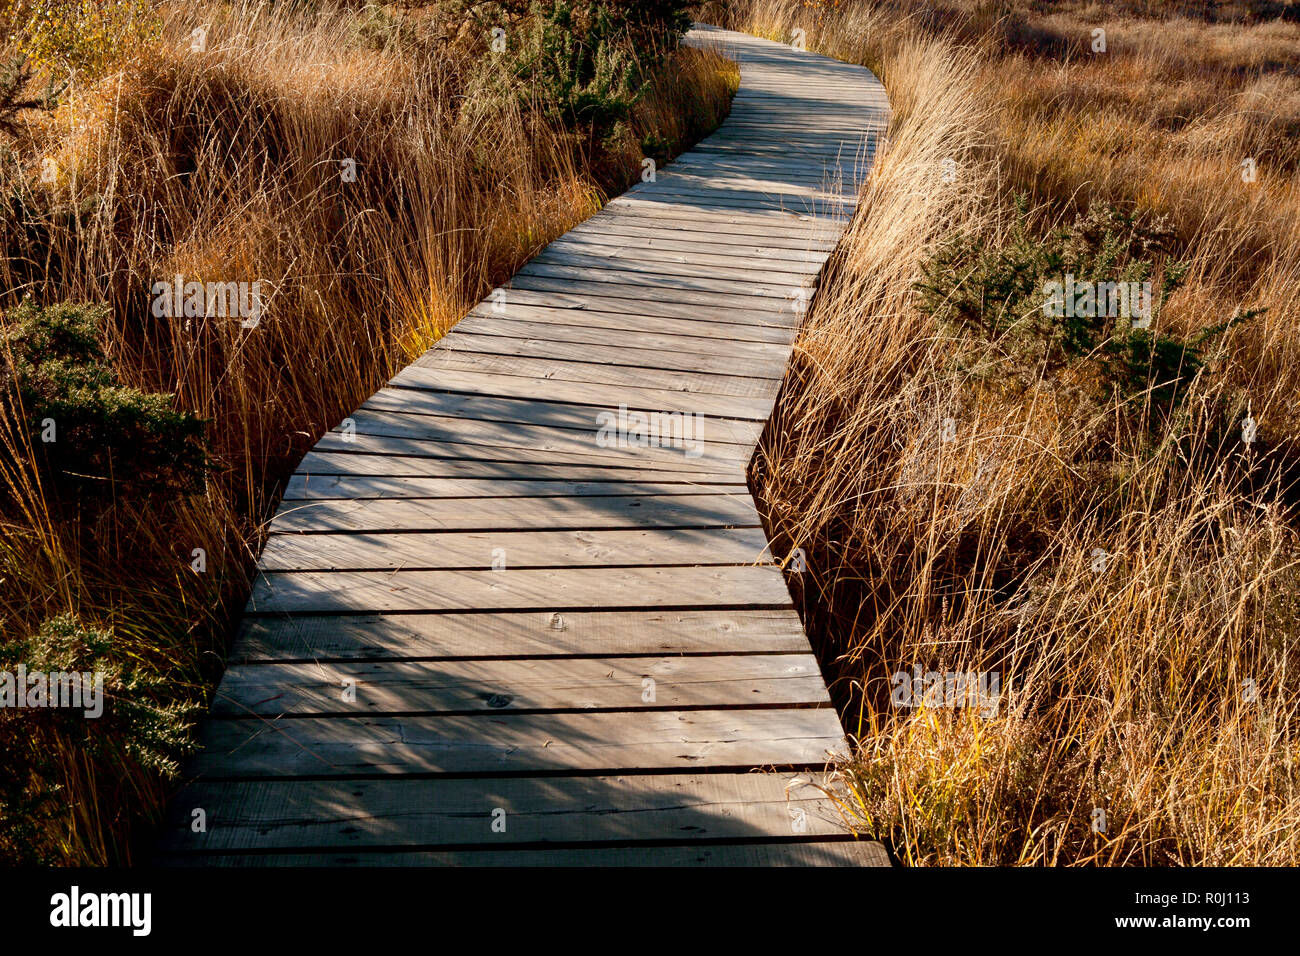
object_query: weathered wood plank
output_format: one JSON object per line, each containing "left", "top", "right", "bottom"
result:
{"left": 310, "top": 432, "right": 746, "bottom": 472}
{"left": 513, "top": 260, "right": 812, "bottom": 302}
{"left": 268, "top": 493, "right": 761, "bottom": 535}
{"left": 231, "top": 609, "right": 810, "bottom": 662}
{"left": 383, "top": 369, "right": 778, "bottom": 421}
{"left": 188, "top": 707, "right": 850, "bottom": 778}
{"left": 319, "top": 409, "right": 755, "bottom": 466}
{"left": 560, "top": 207, "right": 839, "bottom": 241}
{"left": 281, "top": 475, "right": 748, "bottom": 501}
{"left": 505, "top": 274, "right": 806, "bottom": 317}
{"left": 527, "top": 245, "right": 816, "bottom": 285}
{"left": 211, "top": 653, "right": 828, "bottom": 716}
{"left": 655, "top": 170, "right": 854, "bottom": 198}
{"left": 295, "top": 450, "right": 747, "bottom": 481}
{"left": 410, "top": 349, "right": 785, "bottom": 399}
{"left": 619, "top": 182, "right": 856, "bottom": 217}
{"left": 439, "top": 330, "right": 792, "bottom": 379}
{"left": 466, "top": 282, "right": 803, "bottom": 324}
{"left": 542, "top": 231, "right": 830, "bottom": 267}
{"left": 359, "top": 388, "right": 766, "bottom": 444}
{"left": 461, "top": 303, "right": 799, "bottom": 345}
{"left": 258, "top": 526, "right": 775, "bottom": 570}
{"left": 558, "top": 216, "right": 840, "bottom": 252}
{"left": 159, "top": 840, "right": 890, "bottom": 866}
{"left": 159, "top": 772, "right": 857, "bottom": 852}
{"left": 335, "top": 406, "right": 756, "bottom": 450}
{"left": 249, "top": 565, "right": 790, "bottom": 614}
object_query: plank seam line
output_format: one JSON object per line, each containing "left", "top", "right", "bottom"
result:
{"left": 168, "top": 763, "right": 845, "bottom": 783}
{"left": 242, "top": 603, "right": 795, "bottom": 617}
{"left": 228, "top": 651, "right": 818, "bottom": 665}
{"left": 206, "top": 702, "right": 837, "bottom": 721}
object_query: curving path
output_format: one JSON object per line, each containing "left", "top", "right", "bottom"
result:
{"left": 158, "top": 24, "right": 892, "bottom": 866}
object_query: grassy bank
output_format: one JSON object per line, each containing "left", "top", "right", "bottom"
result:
{"left": 701, "top": 0, "right": 1300, "bottom": 865}
{"left": 0, "top": 0, "right": 736, "bottom": 864}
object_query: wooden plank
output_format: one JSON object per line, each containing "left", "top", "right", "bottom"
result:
{"left": 656, "top": 170, "right": 855, "bottom": 197}
{"left": 210, "top": 653, "right": 828, "bottom": 716}
{"left": 249, "top": 565, "right": 790, "bottom": 614}
{"left": 542, "top": 231, "right": 830, "bottom": 267}
{"left": 159, "top": 772, "right": 858, "bottom": 851}
{"left": 158, "top": 840, "right": 889, "bottom": 866}
{"left": 506, "top": 273, "right": 806, "bottom": 315}
{"left": 559, "top": 216, "right": 840, "bottom": 252}
{"left": 601, "top": 197, "right": 848, "bottom": 228}
{"left": 258, "top": 526, "right": 775, "bottom": 571}
{"left": 611, "top": 191, "right": 854, "bottom": 220}
{"left": 660, "top": 167, "right": 863, "bottom": 192}
{"left": 467, "top": 282, "right": 803, "bottom": 324}
{"left": 689, "top": 141, "right": 870, "bottom": 160}
{"left": 665, "top": 157, "right": 867, "bottom": 182}
{"left": 324, "top": 408, "right": 756, "bottom": 461}
{"left": 248, "top": 564, "right": 790, "bottom": 615}
{"left": 526, "top": 245, "right": 818, "bottom": 285}
{"left": 188, "top": 707, "right": 850, "bottom": 778}
{"left": 268, "top": 493, "right": 761, "bottom": 535}
{"left": 579, "top": 206, "right": 839, "bottom": 239}
{"left": 360, "top": 388, "right": 766, "bottom": 444}
{"left": 440, "top": 330, "right": 792, "bottom": 379}
{"left": 514, "top": 260, "right": 812, "bottom": 302}
{"left": 384, "top": 370, "right": 777, "bottom": 422}
{"left": 230, "top": 609, "right": 811, "bottom": 662}
{"left": 309, "top": 432, "right": 745, "bottom": 472}
{"left": 462, "top": 302, "right": 799, "bottom": 344}
{"left": 621, "top": 181, "right": 856, "bottom": 215}
{"left": 296, "top": 450, "right": 746, "bottom": 482}
{"left": 451, "top": 319, "right": 792, "bottom": 363}
{"left": 410, "top": 349, "right": 784, "bottom": 399}
{"left": 282, "top": 474, "right": 747, "bottom": 500}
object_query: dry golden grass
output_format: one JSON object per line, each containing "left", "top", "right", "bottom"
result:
{"left": 702, "top": 0, "right": 1300, "bottom": 865}
{"left": 0, "top": 0, "right": 735, "bottom": 863}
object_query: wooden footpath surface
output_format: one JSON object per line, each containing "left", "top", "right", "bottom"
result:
{"left": 158, "top": 24, "right": 892, "bottom": 867}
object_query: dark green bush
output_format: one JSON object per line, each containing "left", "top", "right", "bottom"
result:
{"left": 1, "top": 298, "right": 208, "bottom": 503}
{"left": 0, "top": 54, "right": 56, "bottom": 137}
{"left": 470, "top": 0, "right": 692, "bottom": 143}
{"left": 0, "top": 614, "right": 194, "bottom": 864}
{"left": 916, "top": 202, "right": 1255, "bottom": 424}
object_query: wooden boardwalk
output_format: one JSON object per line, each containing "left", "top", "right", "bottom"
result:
{"left": 158, "top": 24, "right": 892, "bottom": 866}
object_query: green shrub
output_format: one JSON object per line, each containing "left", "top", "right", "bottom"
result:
{"left": 916, "top": 202, "right": 1255, "bottom": 425}
{"left": 0, "top": 614, "right": 194, "bottom": 864}
{"left": 468, "top": 0, "right": 692, "bottom": 142}
{"left": 352, "top": 2, "right": 422, "bottom": 52}
{"left": 511, "top": 1, "right": 640, "bottom": 136}
{"left": 1, "top": 299, "right": 209, "bottom": 503}
{"left": 0, "top": 54, "right": 65, "bottom": 137}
